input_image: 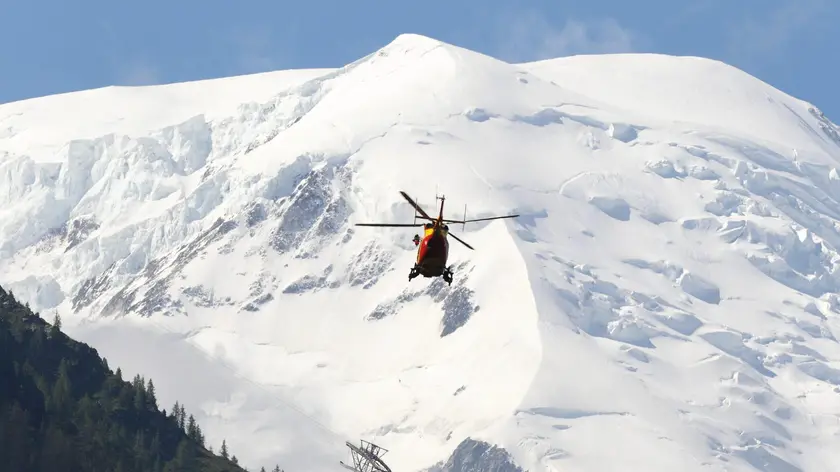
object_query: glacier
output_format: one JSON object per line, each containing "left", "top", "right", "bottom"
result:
{"left": 2, "top": 33, "right": 840, "bottom": 471}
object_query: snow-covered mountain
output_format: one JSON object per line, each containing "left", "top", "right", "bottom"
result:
{"left": 3, "top": 33, "right": 840, "bottom": 472}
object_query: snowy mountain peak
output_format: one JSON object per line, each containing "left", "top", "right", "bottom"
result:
{"left": 383, "top": 32, "right": 447, "bottom": 51}
{"left": 3, "top": 34, "right": 840, "bottom": 472}
{"left": 525, "top": 53, "right": 840, "bottom": 158}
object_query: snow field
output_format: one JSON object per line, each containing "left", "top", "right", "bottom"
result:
{"left": 2, "top": 33, "right": 840, "bottom": 471}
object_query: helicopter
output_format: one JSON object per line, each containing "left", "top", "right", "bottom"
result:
{"left": 355, "top": 191, "right": 519, "bottom": 285}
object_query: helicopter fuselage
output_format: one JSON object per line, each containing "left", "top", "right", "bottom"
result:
{"left": 416, "top": 224, "right": 449, "bottom": 277}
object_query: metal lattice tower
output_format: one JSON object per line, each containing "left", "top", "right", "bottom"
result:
{"left": 339, "top": 440, "right": 393, "bottom": 472}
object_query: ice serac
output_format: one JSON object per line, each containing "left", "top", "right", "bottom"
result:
{"left": 3, "top": 32, "right": 840, "bottom": 472}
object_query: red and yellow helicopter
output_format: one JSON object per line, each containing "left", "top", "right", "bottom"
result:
{"left": 355, "top": 191, "right": 519, "bottom": 285}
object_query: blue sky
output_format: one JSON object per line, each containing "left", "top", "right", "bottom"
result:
{"left": 2, "top": 0, "right": 838, "bottom": 119}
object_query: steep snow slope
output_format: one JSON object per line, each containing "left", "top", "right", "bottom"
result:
{"left": 3, "top": 33, "right": 840, "bottom": 472}
{"left": 0, "top": 68, "right": 333, "bottom": 158}
{"left": 522, "top": 53, "right": 840, "bottom": 157}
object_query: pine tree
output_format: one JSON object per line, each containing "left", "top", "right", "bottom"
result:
{"left": 171, "top": 438, "right": 196, "bottom": 470}
{"left": 220, "top": 439, "right": 229, "bottom": 459}
{"left": 232, "top": 455, "right": 238, "bottom": 465}
{"left": 273, "top": 466, "right": 281, "bottom": 472}
{"left": 196, "top": 423, "right": 205, "bottom": 447}
{"left": 3, "top": 403, "right": 32, "bottom": 471}
{"left": 29, "top": 327, "right": 44, "bottom": 357}
{"left": 39, "top": 421, "right": 71, "bottom": 471}
{"left": 150, "top": 431, "right": 161, "bottom": 456}
{"left": 260, "top": 467, "right": 266, "bottom": 472}
{"left": 146, "top": 378, "right": 157, "bottom": 409}
{"left": 178, "top": 404, "right": 186, "bottom": 431}
{"left": 116, "top": 382, "right": 133, "bottom": 411}
{"left": 51, "top": 359, "right": 72, "bottom": 415}
{"left": 133, "top": 430, "right": 147, "bottom": 465}
{"left": 186, "top": 414, "right": 197, "bottom": 440}
{"left": 133, "top": 377, "right": 146, "bottom": 411}
{"left": 132, "top": 374, "right": 144, "bottom": 390}
{"left": 49, "top": 312, "right": 62, "bottom": 339}
{"left": 171, "top": 401, "right": 180, "bottom": 421}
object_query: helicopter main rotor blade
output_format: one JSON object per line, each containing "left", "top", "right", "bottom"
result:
{"left": 399, "top": 191, "right": 434, "bottom": 221}
{"left": 443, "top": 214, "right": 519, "bottom": 224}
{"left": 447, "top": 231, "right": 474, "bottom": 250}
{"left": 355, "top": 223, "right": 425, "bottom": 227}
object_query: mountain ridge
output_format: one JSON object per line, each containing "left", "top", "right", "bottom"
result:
{"left": 2, "top": 33, "right": 840, "bottom": 471}
{"left": 0, "top": 284, "right": 255, "bottom": 472}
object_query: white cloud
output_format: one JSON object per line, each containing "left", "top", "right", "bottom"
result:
{"left": 496, "top": 11, "right": 636, "bottom": 62}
